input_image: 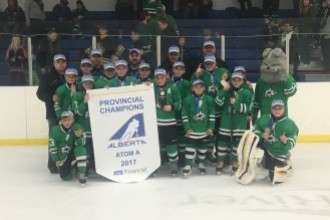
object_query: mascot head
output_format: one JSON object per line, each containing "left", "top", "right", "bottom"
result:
{"left": 260, "top": 48, "right": 288, "bottom": 83}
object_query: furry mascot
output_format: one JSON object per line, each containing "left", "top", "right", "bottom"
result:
{"left": 253, "top": 48, "right": 297, "bottom": 118}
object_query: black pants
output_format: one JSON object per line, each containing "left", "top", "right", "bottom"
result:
{"left": 59, "top": 150, "right": 75, "bottom": 180}
{"left": 47, "top": 117, "right": 58, "bottom": 173}
{"left": 322, "top": 38, "right": 330, "bottom": 71}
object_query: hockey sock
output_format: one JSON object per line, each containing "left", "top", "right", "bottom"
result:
{"left": 185, "top": 144, "right": 196, "bottom": 166}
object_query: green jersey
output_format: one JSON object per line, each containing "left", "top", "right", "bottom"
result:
{"left": 254, "top": 114, "right": 299, "bottom": 159}
{"left": 154, "top": 82, "right": 181, "bottom": 126}
{"left": 95, "top": 75, "right": 115, "bottom": 89}
{"left": 72, "top": 91, "right": 91, "bottom": 138}
{"left": 253, "top": 75, "right": 297, "bottom": 116}
{"left": 169, "top": 77, "right": 192, "bottom": 124}
{"left": 108, "top": 76, "right": 141, "bottom": 87}
{"left": 215, "top": 87, "right": 253, "bottom": 137}
{"left": 182, "top": 94, "right": 215, "bottom": 139}
{"left": 48, "top": 123, "right": 85, "bottom": 162}
{"left": 54, "top": 83, "right": 75, "bottom": 118}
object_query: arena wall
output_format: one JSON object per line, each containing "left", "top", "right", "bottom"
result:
{"left": 0, "top": 82, "right": 329, "bottom": 145}
{"left": 1, "top": 0, "right": 293, "bottom": 12}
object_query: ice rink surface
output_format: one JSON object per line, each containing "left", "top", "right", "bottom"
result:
{"left": 1, "top": 143, "right": 330, "bottom": 220}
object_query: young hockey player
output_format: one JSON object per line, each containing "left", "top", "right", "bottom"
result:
{"left": 108, "top": 59, "right": 141, "bottom": 87}
{"left": 153, "top": 68, "right": 181, "bottom": 176}
{"left": 191, "top": 54, "right": 231, "bottom": 163}
{"left": 76, "top": 58, "right": 94, "bottom": 87}
{"left": 95, "top": 62, "right": 116, "bottom": 89}
{"left": 54, "top": 68, "right": 79, "bottom": 119}
{"left": 182, "top": 79, "right": 215, "bottom": 177}
{"left": 169, "top": 61, "right": 192, "bottom": 167}
{"left": 215, "top": 71, "right": 253, "bottom": 175}
{"left": 48, "top": 111, "right": 88, "bottom": 185}
{"left": 137, "top": 62, "right": 154, "bottom": 83}
{"left": 253, "top": 99, "right": 298, "bottom": 185}
{"left": 72, "top": 74, "right": 95, "bottom": 171}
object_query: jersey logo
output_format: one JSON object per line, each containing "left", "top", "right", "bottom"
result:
{"left": 264, "top": 88, "right": 276, "bottom": 97}
{"left": 109, "top": 113, "right": 145, "bottom": 143}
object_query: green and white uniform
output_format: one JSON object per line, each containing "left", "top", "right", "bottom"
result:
{"left": 48, "top": 123, "right": 87, "bottom": 180}
{"left": 254, "top": 114, "right": 299, "bottom": 160}
{"left": 215, "top": 86, "right": 253, "bottom": 163}
{"left": 182, "top": 94, "right": 215, "bottom": 166}
{"left": 253, "top": 75, "right": 297, "bottom": 116}
{"left": 169, "top": 77, "right": 192, "bottom": 158}
{"left": 54, "top": 83, "right": 75, "bottom": 118}
{"left": 154, "top": 82, "right": 181, "bottom": 167}
{"left": 108, "top": 76, "right": 141, "bottom": 87}
{"left": 95, "top": 75, "right": 115, "bottom": 89}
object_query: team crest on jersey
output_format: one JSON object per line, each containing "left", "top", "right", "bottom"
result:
{"left": 265, "top": 88, "right": 276, "bottom": 97}
{"left": 108, "top": 113, "right": 147, "bottom": 149}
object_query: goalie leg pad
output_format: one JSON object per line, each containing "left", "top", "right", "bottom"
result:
{"left": 235, "top": 131, "right": 260, "bottom": 185}
{"left": 272, "top": 162, "right": 292, "bottom": 185}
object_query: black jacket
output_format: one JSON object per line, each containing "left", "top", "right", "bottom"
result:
{"left": 36, "top": 67, "right": 65, "bottom": 120}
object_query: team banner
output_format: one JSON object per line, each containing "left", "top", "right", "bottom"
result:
{"left": 88, "top": 84, "right": 160, "bottom": 183}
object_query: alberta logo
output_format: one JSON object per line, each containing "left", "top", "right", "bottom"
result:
{"left": 108, "top": 113, "right": 147, "bottom": 149}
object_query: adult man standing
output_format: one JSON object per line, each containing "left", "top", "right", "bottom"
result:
{"left": 36, "top": 54, "right": 67, "bottom": 174}
{"left": 25, "top": 0, "right": 45, "bottom": 46}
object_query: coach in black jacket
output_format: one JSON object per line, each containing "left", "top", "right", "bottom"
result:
{"left": 36, "top": 54, "right": 67, "bottom": 173}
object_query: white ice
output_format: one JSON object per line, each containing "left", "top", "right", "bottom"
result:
{"left": 0, "top": 143, "right": 330, "bottom": 220}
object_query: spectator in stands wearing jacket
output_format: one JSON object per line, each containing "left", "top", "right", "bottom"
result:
{"left": 24, "top": 0, "right": 45, "bottom": 46}
{"left": 198, "top": 0, "right": 213, "bottom": 18}
{"left": 318, "top": 0, "right": 330, "bottom": 71}
{"left": 149, "top": 3, "right": 179, "bottom": 36}
{"left": 181, "top": 0, "right": 199, "bottom": 19}
{"left": 5, "top": 35, "right": 28, "bottom": 85}
{"left": 37, "top": 29, "right": 61, "bottom": 75}
{"left": 4, "top": 0, "right": 26, "bottom": 34}
{"left": 115, "top": 0, "right": 135, "bottom": 37}
{"left": 51, "top": 0, "right": 73, "bottom": 34}
{"left": 72, "top": 0, "right": 89, "bottom": 36}
{"left": 158, "top": 18, "right": 179, "bottom": 60}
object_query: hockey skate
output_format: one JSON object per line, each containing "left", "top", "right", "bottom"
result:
{"left": 231, "top": 161, "right": 239, "bottom": 174}
{"left": 170, "top": 164, "right": 178, "bottom": 177}
{"left": 183, "top": 165, "right": 191, "bottom": 178}
{"left": 216, "top": 161, "right": 224, "bottom": 175}
{"left": 78, "top": 173, "right": 87, "bottom": 186}
{"left": 197, "top": 163, "right": 206, "bottom": 175}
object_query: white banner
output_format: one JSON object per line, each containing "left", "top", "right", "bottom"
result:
{"left": 88, "top": 84, "right": 160, "bottom": 183}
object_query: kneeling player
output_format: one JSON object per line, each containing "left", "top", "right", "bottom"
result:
{"left": 236, "top": 99, "right": 299, "bottom": 185}
{"left": 48, "top": 111, "right": 88, "bottom": 185}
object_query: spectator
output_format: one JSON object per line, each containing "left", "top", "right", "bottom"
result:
{"left": 202, "top": 28, "right": 213, "bottom": 41}
{"left": 181, "top": 0, "right": 199, "bottom": 19}
{"left": 131, "top": 29, "right": 154, "bottom": 66}
{"left": 115, "top": 0, "right": 135, "bottom": 37}
{"left": 135, "top": 10, "right": 153, "bottom": 47}
{"left": 37, "top": 29, "right": 61, "bottom": 75}
{"left": 24, "top": 0, "right": 45, "bottom": 47}
{"left": 318, "top": 0, "right": 330, "bottom": 71}
{"left": 36, "top": 53, "right": 67, "bottom": 174}
{"left": 94, "top": 24, "right": 128, "bottom": 61}
{"left": 238, "top": 0, "right": 252, "bottom": 16}
{"left": 149, "top": 3, "right": 179, "bottom": 36}
{"left": 198, "top": 0, "right": 213, "bottom": 19}
{"left": 158, "top": 18, "right": 178, "bottom": 60}
{"left": 263, "top": 0, "right": 280, "bottom": 17}
{"left": 51, "top": 0, "right": 73, "bottom": 34}
{"left": 277, "top": 20, "right": 300, "bottom": 78}
{"left": 3, "top": 0, "right": 26, "bottom": 34}
{"left": 161, "top": 0, "right": 174, "bottom": 15}
{"left": 5, "top": 35, "right": 28, "bottom": 85}
{"left": 72, "top": 0, "right": 89, "bottom": 37}
{"left": 298, "top": 0, "right": 316, "bottom": 68}
{"left": 260, "top": 17, "right": 280, "bottom": 49}
{"left": 197, "top": 40, "right": 228, "bottom": 69}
